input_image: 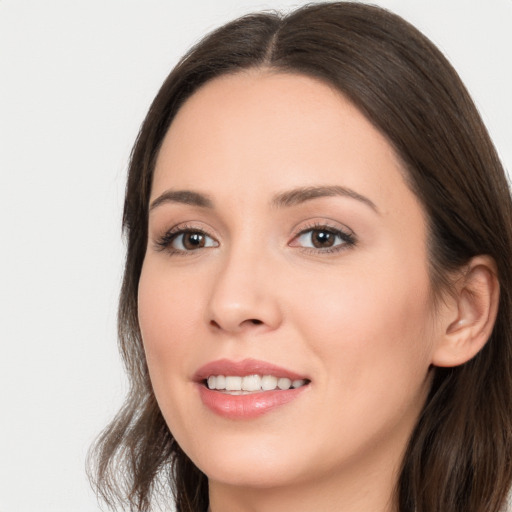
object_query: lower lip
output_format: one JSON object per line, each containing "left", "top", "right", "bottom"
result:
{"left": 197, "top": 384, "right": 308, "bottom": 419}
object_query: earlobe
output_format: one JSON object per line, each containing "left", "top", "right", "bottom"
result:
{"left": 431, "top": 256, "right": 500, "bottom": 368}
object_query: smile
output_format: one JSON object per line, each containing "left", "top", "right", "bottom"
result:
{"left": 206, "top": 375, "right": 308, "bottom": 393}
{"left": 195, "top": 359, "right": 311, "bottom": 418}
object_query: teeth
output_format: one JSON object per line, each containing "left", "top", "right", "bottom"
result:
{"left": 277, "top": 377, "right": 292, "bottom": 390}
{"left": 206, "top": 374, "right": 308, "bottom": 392}
{"left": 225, "top": 376, "right": 242, "bottom": 391}
{"left": 261, "top": 375, "right": 278, "bottom": 391}
{"left": 242, "top": 375, "right": 262, "bottom": 391}
{"left": 215, "top": 375, "right": 226, "bottom": 390}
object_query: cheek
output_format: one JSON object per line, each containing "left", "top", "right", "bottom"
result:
{"left": 284, "top": 257, "right": 435, "bottom": 456}
{"left": 289, "top": 249, "right": 435, "bottom": 382}
{"left": 137, "top": 259, "right": 204, "bottom": 377}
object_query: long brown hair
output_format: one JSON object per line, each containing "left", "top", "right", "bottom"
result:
{"left": 88, "top": 3, "right": 512, "bottom": 511}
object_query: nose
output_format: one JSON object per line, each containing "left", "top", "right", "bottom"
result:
{"left": 206, "top": 246, "right": 282, "bottom": 334}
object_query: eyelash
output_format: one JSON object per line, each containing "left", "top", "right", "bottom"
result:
{"left": 154, "top": 224, "right": 216, "bottom": 255}
{"left": 154, "top": 222, "right": 356, "bottom": 255}
{"left": 292, "top": 222, "right": 356, "bottom": 254}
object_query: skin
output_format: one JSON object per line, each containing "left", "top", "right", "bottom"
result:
{"left": 138, "top": 70, "right": 456, "bottom": 512}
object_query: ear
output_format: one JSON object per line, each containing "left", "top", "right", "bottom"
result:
{"left": 432, "top": 255, "right": 500, "bottom": 367}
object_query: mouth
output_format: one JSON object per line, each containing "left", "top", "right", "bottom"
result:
{"left": 195, "top": 359, "right": 311, "bottom": 418}
{"left": 204, "top": 374, "right": 310, "bottom": 394}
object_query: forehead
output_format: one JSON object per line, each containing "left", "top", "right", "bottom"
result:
{"left": 152, "top": 70, "right": 413, "bottom": 215}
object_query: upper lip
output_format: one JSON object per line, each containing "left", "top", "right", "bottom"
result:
{"left": 194, "top": 358, "right": 308, "bottom": 382}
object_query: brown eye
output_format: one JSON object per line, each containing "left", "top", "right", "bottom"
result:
{"left": 182, "top": 232, "right": 206, "bottom": 250}
{"left": 298, "top": 228, "right": 339, "bottom": 249}
{"left": 170, "top": 230, "right": 218, "bottom": 251}
{"left": 310, "top": 230, "right": 336, "bottom": 248}
{"left": 292, "top": 226, "right": 355, "bottom": 252}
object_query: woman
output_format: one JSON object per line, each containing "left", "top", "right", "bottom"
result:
{"left": 89, "top": 2, "right": 512, "bottom": 511}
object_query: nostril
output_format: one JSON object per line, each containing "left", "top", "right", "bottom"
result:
{"left": 208, "top": 318, "right": 264, "bottom": 330}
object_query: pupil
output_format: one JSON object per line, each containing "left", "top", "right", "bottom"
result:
{"left": 313, "top": 230, "right": 333, "bottom": 248}
{"left": 184, "top": 232, "right": 204, "bottom": 249}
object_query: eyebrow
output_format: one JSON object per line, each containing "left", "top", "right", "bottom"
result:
{"left": 271, "top": 185, "right": 379, "bottom": 213}
{"left": 149, "top": 185, "right": 378, "bottom": 213}
{"left": 149, "top": 190, "right": 214, "bottom": 211}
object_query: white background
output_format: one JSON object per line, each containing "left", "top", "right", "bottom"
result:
{"left": 0, "top": 1, "right": 510, "bottom": 511}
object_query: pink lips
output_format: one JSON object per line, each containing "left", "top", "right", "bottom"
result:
{"left": 194, "top": 358, "right": 310, "bottom": 419}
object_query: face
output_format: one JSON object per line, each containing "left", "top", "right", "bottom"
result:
{"left": 138, "top": 71, "right": 441, "bottom": 494}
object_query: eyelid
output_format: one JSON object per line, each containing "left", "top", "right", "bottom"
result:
{"left": 289, "top": 220, "right": 357, "bottom": 252}
{"left": 290, "top": 219, "right": 355, "bottom": 239}
{"left": 153, "top": 222, "right": 219, "bottom": 254}
{"left": 151, "top": 219, "right": 356, "bottom": 256}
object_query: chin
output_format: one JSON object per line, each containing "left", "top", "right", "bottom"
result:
{"left": 182, "top": 433, "right": 307, "bottom": 489}
{"left": 201, "top": 458, "right": 303, "bottom": 489}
